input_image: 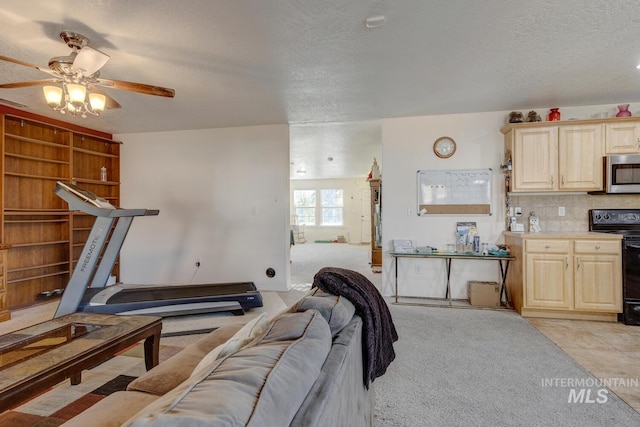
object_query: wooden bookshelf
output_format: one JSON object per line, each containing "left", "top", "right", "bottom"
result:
{"left": 0, "top": 108, "right": 120, "bottom": 318}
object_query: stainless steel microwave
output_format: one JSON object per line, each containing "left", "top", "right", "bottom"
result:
{"left": 605, "top": 154, "right": 640, "bottom": 193}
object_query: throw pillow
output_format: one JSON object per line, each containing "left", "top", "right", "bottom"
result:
{"left": 190, "top": 312, "right": 270, "bottom": 377}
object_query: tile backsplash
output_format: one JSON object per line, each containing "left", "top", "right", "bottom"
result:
{"left": 508, "top": 194, "right": 640, "bottom": 232}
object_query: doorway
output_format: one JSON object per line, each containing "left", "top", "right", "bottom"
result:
{"left": 289, "top": 121, "right": 382, "bottom": 289}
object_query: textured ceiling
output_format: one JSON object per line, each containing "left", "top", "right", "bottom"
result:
{"left": 1, "top": 1, "right": 640, "bottom": 179}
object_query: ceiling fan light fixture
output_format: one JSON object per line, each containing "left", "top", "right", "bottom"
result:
{"left": 72, "top": 46, "right": 110, "bottom": 77}
{"left": 43, "top": 85, "right": 63, "bottom": 107}
{"left": 66, "top": 83, "right": 86, "bottom": 107}
{"left": 89, "top": 92, "right": 106, "bottom": 113}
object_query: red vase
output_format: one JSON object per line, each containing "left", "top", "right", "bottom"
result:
{"left": 548, "top": 108, "right": 561, "bottom": 121}
{"left": 616, "top": 104, "right": 631, "bottom": 117}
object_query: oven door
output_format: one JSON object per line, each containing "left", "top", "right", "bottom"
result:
{"left": 606, "top": 155, "right": 640, "bottom": 193}
{"left": 623, "top": 238, "right": 640, "bottom": 325}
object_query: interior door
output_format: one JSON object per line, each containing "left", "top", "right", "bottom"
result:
{"left": 360, "top": 188, "right": 372, "bottom": 243}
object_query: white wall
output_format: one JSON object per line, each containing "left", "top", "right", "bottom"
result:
{"left": 290, "top": 178, "right": 371, "bottom": 243}
{"left": 380, "top": 112, "right": 506, "bottom": 298}
{"left": 379, "top": 103, "right": 627, "bottom": 298}
{"left": 116, "top": 124, "right": 290, "bottom": 291}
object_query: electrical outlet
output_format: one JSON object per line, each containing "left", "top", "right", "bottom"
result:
{"left": 558, "top": 206, "right": 566, "bottom": 217}
{"left": 514, "top": 207, "right": 522, "bottom": 216}
{"left": 415, "top": 265, "right": 421, "bottom": 274}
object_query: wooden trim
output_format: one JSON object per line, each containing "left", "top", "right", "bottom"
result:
{"left": 0, "top": 105, "right": 113, "bottom": 140}
{"left": 419, "top": 204, "right": 491, "bottom": 215}
{"left": 500, "top": 115, "right": 640, "bottom": 134}
{"left": 520, "top": 308, "right": 618, "bottom": 322}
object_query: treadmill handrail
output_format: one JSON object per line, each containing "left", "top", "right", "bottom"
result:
{"left": 55, "top": 181, "right": 158, "bottom": 218}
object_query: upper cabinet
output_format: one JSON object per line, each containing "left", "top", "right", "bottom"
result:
{"left": 558, "top": 124, "right": 603, "bottom": 191}
{"left": 504, "top": 122, "right": 603, "bottom": 192}
{"left": 605, "top": 121, "right": 640, "bottom": 154}
{"left": 508, "top": 126, "right": 558, "bottom": 191}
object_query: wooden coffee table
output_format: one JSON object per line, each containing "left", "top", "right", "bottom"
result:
{"left": 0, "top": 312, "right": 162, "bottom": 412}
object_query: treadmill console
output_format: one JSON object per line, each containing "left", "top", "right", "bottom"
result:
{"left": 56, "top": 181, "right": 115, "bottom": 209}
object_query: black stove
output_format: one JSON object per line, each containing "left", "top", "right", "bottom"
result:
{"left": 589, "top": 209, "right": 640, "bottom": 325}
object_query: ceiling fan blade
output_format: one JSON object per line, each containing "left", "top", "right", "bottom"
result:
{"left": 0, "top": 55, "right": 60, "bottom": 77}
{"left": 88, "top": 84, "right": 121, "bottom": 110}
{"left": 72, "top": 46, "right": 110, "bottom": 77}
{"left": 95, "top": 78, "right": 175, "bottom": 98}
{"left": 0, "top": 79, "right": 58, "bottom": 89}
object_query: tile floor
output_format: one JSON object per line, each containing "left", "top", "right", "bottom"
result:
{"left": 528, "top": 317, "right": 640, "bottom": 413}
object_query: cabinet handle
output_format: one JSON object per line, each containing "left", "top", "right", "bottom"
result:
{"left": 545, "top": 245, "right": 551, "bottom": 249}
{"left": 576, "top": 257, "right": 580, "bottom": 270}
{"left": 561, "top": 175, "right": 565, "bottom": 185}
{"left": 595, "top": 244, "right": 601, "bottom": 250}
{"left": 551, "top": 175, "right": 554, "bottom": 186}
{"left": 566, "top": 257, "right": 569, "bottom": 269}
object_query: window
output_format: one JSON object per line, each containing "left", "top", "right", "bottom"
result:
{"left": 321, "top": 189, "right": 343, "bottom": 226}
{"left": 293, "top": 190, "right": 316, "bottom": 225}
{"left": 292, "top": 188, "right": 344, "bottom": 226}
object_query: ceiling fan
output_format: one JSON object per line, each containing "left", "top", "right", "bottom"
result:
{"left": 0, "top": 31, "right": 175, "bottom": 117}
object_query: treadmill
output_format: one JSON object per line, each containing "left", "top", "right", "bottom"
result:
{"left": 53, "top": 181, "right": 263, "bottom": 318}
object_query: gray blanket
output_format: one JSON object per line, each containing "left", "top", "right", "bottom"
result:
{"left": 313, "top": 267, "right": 398, "bottom": 388}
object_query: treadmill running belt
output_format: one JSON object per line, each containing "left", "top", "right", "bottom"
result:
{"left": 104, "top": 282, "right": 258, "bottom": 304}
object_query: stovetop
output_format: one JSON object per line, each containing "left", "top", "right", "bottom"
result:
{"left": 589, "top": 209, "right": 640, "bottom": 232}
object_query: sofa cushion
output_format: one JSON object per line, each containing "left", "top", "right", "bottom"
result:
{"left": 190, "top": 312, "right": 270, "bottom": 377}
{"left": 125, "top": 309, "right": 332, "bottom": 427}
{"left": 290, "top": 316, "right": 373, "bottom": 427}
{"left": 293, "top": 287, "right": 355, "bottom": 335}
{"left": 127, "top": 323, "right": 243, "bottom": 395}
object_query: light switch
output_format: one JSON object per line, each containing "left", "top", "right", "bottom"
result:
{"left": 558, "top": 206, "right": 565, "bottom": 217}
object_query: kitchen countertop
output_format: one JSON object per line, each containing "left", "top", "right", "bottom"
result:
{"left": 503, "top": 231, "right": 623, "bottom": 239}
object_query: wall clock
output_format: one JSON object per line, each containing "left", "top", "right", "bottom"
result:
{"left": 433, "top": 136, "right": 456, "bottom": 158}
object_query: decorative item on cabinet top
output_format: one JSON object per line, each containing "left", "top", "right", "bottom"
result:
{"left": 527, "top": 111, "right": 541, "bottom": 122}
{"left": 509, "top": 111, "right": 524, "bottom": 123}
{"left": 548, "top": 108, "right": 561, "bottom": 121}
{"left": 367, "top": 157, "right": 381, "bottom": 181}
{"left": 616, "top": 104, "right": 632, "bottom": 117}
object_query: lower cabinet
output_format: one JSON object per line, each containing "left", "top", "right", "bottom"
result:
{"left": 505, "top": 233, "right": 622, "bottom": 321}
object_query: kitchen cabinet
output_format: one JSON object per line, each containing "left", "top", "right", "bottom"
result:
{"left": 524, "top": 239, "right": 573, "bottom": 310}
{"left": 503, "top": 123, "right": 603, "bottom": 192}
{"left": 508, "top": 126, "right": 557, "bottom": 191}
{"left": 573, "top": 240, "right": 622, "bottom": 312}
{"left": 558, "top": 125, "right": 603, "bottom": 190}
{"left": 0, "top": 108, "right": 120, "bottom": 314}
{"left": 605, "top": 121, "right": 640, "bottom": 154}
{"left": 504, "top": 232, "right": 622, "bottom": 321}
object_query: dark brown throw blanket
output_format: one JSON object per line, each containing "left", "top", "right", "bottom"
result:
{"left": 313, "top": 267, "right": 398, "bottom": 388}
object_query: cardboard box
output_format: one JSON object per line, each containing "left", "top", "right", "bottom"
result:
{"left": 468, "top": 281, "right": 501, "bottom": 307}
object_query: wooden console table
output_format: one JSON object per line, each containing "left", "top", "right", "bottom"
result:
{"left": 389, "top": 252, "right": 515, "bottom": 306}
{"left": 0, "top": 312, "right": 161, "bottom": 412}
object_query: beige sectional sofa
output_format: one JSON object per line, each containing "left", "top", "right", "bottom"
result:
{"left": 62, "top": 288, "right": 374, "bottom": 426}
